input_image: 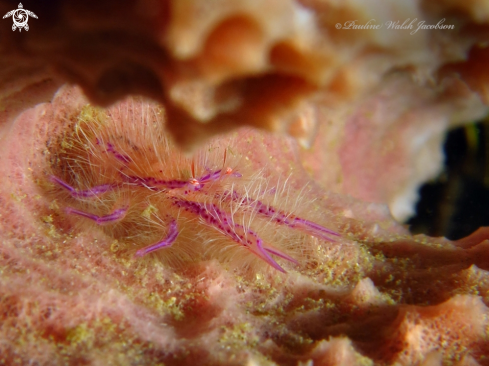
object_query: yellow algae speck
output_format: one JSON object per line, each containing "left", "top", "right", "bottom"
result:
{"left": 110, "top": 240, "right": 120, "bottom": 253}
{"left": 41, "top": 215, "right": 53, "bottom": 223}
{"left": 66, "top": 323, "right": 94, "bottom": 348}
{"left": 49, "top": 200, "right": 59, "bottom": 210}
{"left": 141, "top": 204, "right": 158, "bottom": 219}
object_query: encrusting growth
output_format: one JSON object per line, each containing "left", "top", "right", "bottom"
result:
{"left": 49, "top": 101, "right": 339, "bottom": 272}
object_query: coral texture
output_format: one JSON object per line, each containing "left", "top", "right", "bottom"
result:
{"left": 1, "top": 0, "right": 489, "bottom": 365}
{"left": 0, "top": 0, "right": 487, "bottom": 145}
{"left": 1, "top": 86, "right": 489, "bottom": 365}
{"left": 1, "top": 0, "right": 489, "bottom": 220}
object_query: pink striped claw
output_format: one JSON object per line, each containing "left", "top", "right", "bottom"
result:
{"left": 50, "top": 176, "right": 116, "bottom": 198}
{"left": 135, "top": 220, "right": 179, "bottom": 257}
{"left": 65, "top": 206, "right": 128, "bottom": 225}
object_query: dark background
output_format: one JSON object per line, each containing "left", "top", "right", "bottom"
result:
{"left": 408, "top": 119, "right": 489, "bottom": 240}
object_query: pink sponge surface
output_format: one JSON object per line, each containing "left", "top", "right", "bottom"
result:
{"left": 1, "top": 86, "right": 488, "bottom": 366}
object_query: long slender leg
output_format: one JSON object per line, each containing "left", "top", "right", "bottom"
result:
{"left": 65, "top": 206, "right": 128, "bottom": 225}
{"left": 247, "top": 235, "right": 287, "bottom": 273}
{"left": 105, "top": 142, "right": 131, "bottom": 163}
{"left": 172, "top": 198, "right": 296, "bottom": 272}
{"left": 50, "top": 176, "right": 117, "bottom": 198}
{"left": 119, "top": 173, "right": 188, "bottom": 190}
{"left": 222, "top": 191, "right": 340, "bottom": 242}
{"left": 289, "top": 217, "right": 341, "bottom": 241}
{"left": 264, "top": 247, "right": 299, "bottom": 264}
{"left": 134, "top": 220, "right": 179, "bottom": 257}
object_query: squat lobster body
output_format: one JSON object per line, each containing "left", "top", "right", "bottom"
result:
{"left": 49, "top": 103, "right": 339, "bottom": 272}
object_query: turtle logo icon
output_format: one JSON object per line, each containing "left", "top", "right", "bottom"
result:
{"left": 3, "top": 3, "right": 37, "bottom": 32}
